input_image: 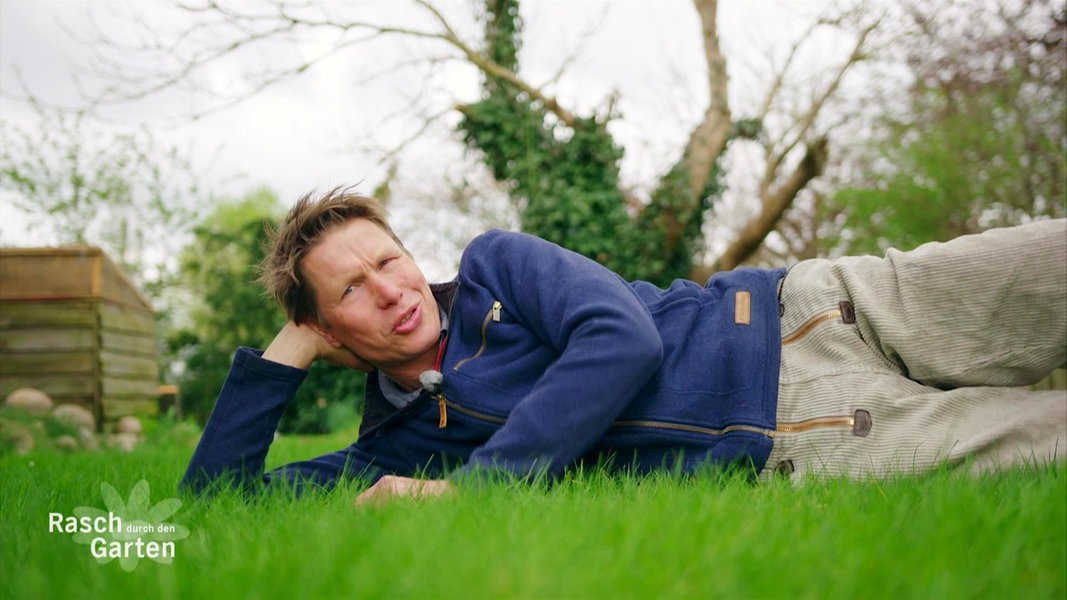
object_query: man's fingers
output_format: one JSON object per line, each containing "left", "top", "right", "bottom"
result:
{"left": 354, "top": 476, "right": 403, "bottom": 507}
{"left": 353, "top": 476, "right": 454, "bottom": 506}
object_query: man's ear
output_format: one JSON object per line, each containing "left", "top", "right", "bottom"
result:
{"left": 303, "top": 320, "right": 343, "bottom": 348}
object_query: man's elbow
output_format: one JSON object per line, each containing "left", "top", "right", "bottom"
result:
{"left": 632, "top": 333, "right": 664, "bottom": 376}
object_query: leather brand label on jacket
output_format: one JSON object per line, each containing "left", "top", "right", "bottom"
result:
{"left": 734, "top": 291, "right": 751, "bottom": 325}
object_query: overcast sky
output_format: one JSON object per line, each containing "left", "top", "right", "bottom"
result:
{"left": 0, "top": 0, "right": 841, "bottom": 277}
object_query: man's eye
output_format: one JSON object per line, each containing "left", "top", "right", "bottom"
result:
{"left": 342, "top": 284, "right": 357, "bottom": 298}
{"left": 380, "top": 257, "right": 396, "bottom": 268}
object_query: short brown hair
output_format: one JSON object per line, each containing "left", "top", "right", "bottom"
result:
{"left": 259, "top": 186, "right": 405, "bottom": 324}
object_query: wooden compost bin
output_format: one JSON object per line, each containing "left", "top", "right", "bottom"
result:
{"left": 0, "top": 247, "right": 159, "bottom": 429}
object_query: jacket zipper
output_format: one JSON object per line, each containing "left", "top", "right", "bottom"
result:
{"left": 612, "top": 420, "right": 774, "bottom": 437}
{"left": 781, "top": 301, "right": 856, "bottom": 345}
{"left": 453, "top": 300, "right": 501, "bottom": 371}
{"left": 781, "top": 308, "right": 842, "bottom": 345}
{"left": 612, "top": 415, "right": 860, "bottom": 438}
{"left": 438, "top": 404, "right": 862, "bottom": 437}
{"left": 437, "top": 407, "right": 781, "bottom": 437}
{"left": 440, "top": 300, "right": 503, "bottom": 426}
{"left": 775, "top": 414, "right": 854, "bottom": 434}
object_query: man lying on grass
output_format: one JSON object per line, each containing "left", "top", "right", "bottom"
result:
{"left": 180, "top": 188, "right": 1067, "bottom": 504}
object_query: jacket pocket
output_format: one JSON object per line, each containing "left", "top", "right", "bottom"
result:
{"left": 775, "top": 409, "right": 872, "bottom": 437}
{"left": 435, "top": 395, "right": 507, "bottom": 429}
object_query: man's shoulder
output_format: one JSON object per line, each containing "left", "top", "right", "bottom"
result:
{"left": 458, "top": 230, "right": 566, "bottom": 291}
{"left": 467, "top": 228, "right": 530, "bottom": 248}
{"left": 462, "top": 229, "right": 545, "bottom": 263}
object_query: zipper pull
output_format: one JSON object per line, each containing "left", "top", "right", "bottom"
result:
{"left": 492, "top": 301, "right": 501, "bottom": 322}
{"left": 437, "top": 395, "right": 448, "bottom": 428}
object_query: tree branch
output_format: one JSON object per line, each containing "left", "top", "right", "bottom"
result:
{"left": 82, "top": 0, "right": 579, "bottom": 127}
{"left": 698, "top": 7, "right": 883, "bottom": 275}
{"left": 707, "top": 136, "right": 829, "bottom": 274}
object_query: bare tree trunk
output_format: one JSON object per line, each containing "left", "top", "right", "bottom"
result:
{"left": 682, "top": 0, "right": 732, "bottom": 202}
{"left": 643, "top": 0, "right": 731, "bottom": 258}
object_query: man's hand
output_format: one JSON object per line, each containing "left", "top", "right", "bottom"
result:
{"left": 262, "top": 321, "right": 373, "bottom": 371}
{"left": 354, "top": 475, "right": 455, "bottom": 506}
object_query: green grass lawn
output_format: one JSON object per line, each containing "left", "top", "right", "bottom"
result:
{"left": 2, "top": 425, "right": 1065, "bottom": 600}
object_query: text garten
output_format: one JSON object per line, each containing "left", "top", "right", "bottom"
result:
{"left": 90, "top": 537, "right": 175, "bottom": 559}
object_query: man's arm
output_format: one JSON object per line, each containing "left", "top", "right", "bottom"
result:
{"left": 451, "top": 231, "right": 664, "bottom": 482}
{"left": 264, "top": 321, "right": 372, "bottom": 371}
{"left": 179, "top": 323, "right": 371, "bottom": 495}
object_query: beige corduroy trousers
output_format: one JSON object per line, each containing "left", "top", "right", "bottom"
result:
{"left": 762, "top": 219, "right": 1067, "bottom": 482}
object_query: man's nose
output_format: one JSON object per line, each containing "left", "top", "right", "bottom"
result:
{"left": 369, "top": 274, "right": 402, "bottom": 307}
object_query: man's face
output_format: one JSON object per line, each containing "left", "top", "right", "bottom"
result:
{"left": 302, "top": 219, "right": 441, "bottom": 371}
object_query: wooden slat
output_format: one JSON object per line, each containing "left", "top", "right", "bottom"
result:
{"left": 100, "top": 351, "right": 158, "bottom": 378}
{"left": 101, "top": 377, "right": 160, "bottom": 397}
{"left": 99, "top": 331, "right": 156, "bottom": 356}
{"left": 99, "top": 307, "right": 154, "bottom": 337}
{"left": 0, "top": 247, "right": 153, "bottom": 312}
{"left": 0, "top": 351, "right": 95, "bottom": 376}
{"left": 0, "top": 329, "right": 96, "bottom": 352}
{"left": 0, "top": 301, "right": 96, "bottom": 328}
{"left": 0, "top": 249, "right": 98, "bottom": 301}
{"left": 0, "top": 375, "right": 96, "bottom": 398}
{"left": 99, "top": 302, "right": 155, "bottom": 335}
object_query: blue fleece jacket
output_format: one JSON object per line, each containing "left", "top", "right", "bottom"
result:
{"left": 180, "top": 230, "right": 785, "bottom": 493}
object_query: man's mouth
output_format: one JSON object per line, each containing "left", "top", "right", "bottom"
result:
{"left": 393, "top": 304, "right": 420, "bottom": 334}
